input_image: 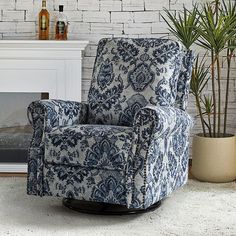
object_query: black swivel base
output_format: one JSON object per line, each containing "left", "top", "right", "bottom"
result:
{"left": 62, "top": 198, "right": 161, "bottom": 215}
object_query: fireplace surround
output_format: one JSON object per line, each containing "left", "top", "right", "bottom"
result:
{"left": 0, "top": 40, "right": 89, "bottom": 172}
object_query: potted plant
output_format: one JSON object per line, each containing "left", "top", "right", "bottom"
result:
{"left": 163, "top": 0, "right": 236, "bottom": 182}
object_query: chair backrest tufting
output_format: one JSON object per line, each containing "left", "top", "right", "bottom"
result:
{"left": 87, "top": 38, "right": 192, "bottom": 126}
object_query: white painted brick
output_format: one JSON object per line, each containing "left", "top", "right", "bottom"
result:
{"left": 91, "top": 23, "right": 123, "bottom": 34}
{"left": 16, "top": 0, "right": 33, "bottom": 10}
{"left": 0, "top": 22, "right": 16, "bottom": 33}
{"left": 152, "top": 22, "right": 169, "bottom": 34}
{"left": 83, "top": 56, "right": 95, "bottom": 69}
{"left": 83, "top": 11, "right": 110, "bottom": 23}
{"left": 65, "top": 11, "right": 83, "bottom": 22}
{"left": 69, "top": 22, "right": 91, "bottom": 34}
{"left": 25, "top": 11, "right": 39, "bottom": 22}
{"left": 134, "top": 11, "right": 158, "bottom": 23}
{"left": 145, "top": 0, "right": 169, "bottom": 10}
{"left": 78, "top": 33, "right": 113, "bottom": 44}
{"left": 2, "top": 10, "right": 25, "bottom": 22}
{"left": 124, "top": 23, "right": 152, "bottom": 34}
{"left": 83, "top": 68, "right": 93, "bottom": 79}
{"left": 84, "top": 45, "right": 98, "bottom": 57}
{"left": 16, "top": 22, "right": 36, "bottom": 33}
{"left": 122, "top": 0, "right": 144, "bottom": 11}
{"left": 78, "top": 0, "right": 99, "bottom": 11}
{"left": 0, "top": 0, "right": 15, "bottom": 10}
{"left": 111, "top": 12, "right": 133, "bottom": 23}
{"left": 53, "top": 0, "right": 78, "bottom": 11}
{"left": 170, "top": 0, "right": 193, "bottom": 10}
{"left": 82, "top": 80, "right": 92, "bottom": 91}
{"left": 82, "top": 80, "right": 91, "bottom": 100}
{"left": 100, "top": 1, "right": 122, "bottom": 12}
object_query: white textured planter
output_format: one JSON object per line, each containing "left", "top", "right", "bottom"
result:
{"left": 192, "top": 134, "right": 236, "bottom": 183}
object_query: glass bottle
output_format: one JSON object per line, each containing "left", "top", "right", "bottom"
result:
{"left": 39, "top": 0, "right": 50, "bottom": 40}
{"left": 55, "top": 5, "right": 68, "bottom": 40}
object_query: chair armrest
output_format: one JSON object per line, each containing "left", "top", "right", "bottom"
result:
{"left": 27, "top": 99, "right": 88, "bottom": 146}
{"left": 129, "top": 105, "right": 193, "bottom": 209}
{"left": 133, "top": 105, "right": 193, "bottom": 142}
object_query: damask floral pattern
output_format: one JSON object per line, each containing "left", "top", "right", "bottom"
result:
{"left": 97, "top": 59, "right": 115, "bottom": 90}
{"left": 27, "top": 38, "right": 193, "bottom": 210}
{"left": 116, "top": 39, "right": 139, "bottom": 62}
{"left": 88, "top": 38, "right": 185, "bottom": 126}
{"left": 85, "top": 138, "right": 124, "bottom": 169}
{"left": 88, "top": 83, "right": 124, "bottom": 114}
{"left": 119, "top": 94, "right": 148, "bottom": 126}
{"left": 153, "top": 43, "right": 180, "bottom": 64}
{"left": 175, "top": 50, "right": 194, "bottom": 110}
{"left": 128, "top": 63, "right": 155, "bottom": 92}
{"left": 45, "top": 124, "right": 134, "bottom": 170}
{"left": 91, "top": 175, "right": 126, "bottom": 204}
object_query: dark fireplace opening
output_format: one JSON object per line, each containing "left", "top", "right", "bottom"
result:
{"left": 0, "top": 125, "right": 32, "bottom": 163}
{"left": 0, "top": 93, "right": 49, "bottom": 163}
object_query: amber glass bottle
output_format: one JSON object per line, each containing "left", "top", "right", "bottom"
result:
{"left": 39, "top": 0, "right": 50, "bottom": 40}
{"left": 55, "top": 5, "right": 68, "bottom": 40}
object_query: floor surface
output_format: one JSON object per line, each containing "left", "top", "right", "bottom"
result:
{"left": 0, "top": 178, "right": 236, "bottom": 236}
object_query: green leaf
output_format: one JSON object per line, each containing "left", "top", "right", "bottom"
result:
{"left": 190, "top": 53, "right": 210, "bottom": 97}
{"left": 161, "top": 5, "right": 200, "bottom": 49}
{"left": 196, "top": 2, "right": 236, "bottom": 54}
{"left": 201, "top": 95, "right": 214, "bottom": 115}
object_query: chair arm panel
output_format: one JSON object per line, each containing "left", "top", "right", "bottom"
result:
{"left": 134, "top": 106, "right": 193, "bottom": 147}
{"left": 27, "top": 99, "right": 88, "bottom": 147}
{"left": 133, "top": 105, "right": 193, "bottom": 142}
{"left": 128, "top": 105, "right": 193, "bottom": 208}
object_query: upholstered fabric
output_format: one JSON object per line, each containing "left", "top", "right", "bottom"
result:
{"left": 44, "top": 124, "right": 134, "bottom": 170}
{"left": 88, "top": 38, "right": 185, "bottom": 126}
{"left": 130, "top": 105, "right": 193, "bottom": 208}
{"left": 175, "top": 50, "right": 194, "bottom": 110}
{"left": 27, "top": 38, "right": 193, "bottom": 209}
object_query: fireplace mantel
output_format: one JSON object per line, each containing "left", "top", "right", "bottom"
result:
{"left": 0, "top": 40, "right": 89, "bottom": 173}
{"left": 0, "top": 40, "right": 89, "bottom": 102}
{"left": 0, "top": 40, "right": 89, "bottom": 60}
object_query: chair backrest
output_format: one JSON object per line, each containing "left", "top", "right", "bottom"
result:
{"left": 87, "top": 38, "right": 191, "bottom": 126}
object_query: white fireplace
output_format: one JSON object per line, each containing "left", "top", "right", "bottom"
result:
{"left": 0, "top": 40, "right": 89, "bottom": 173}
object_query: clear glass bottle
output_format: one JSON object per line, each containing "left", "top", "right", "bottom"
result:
{"left": 39, "top": 0, "right": 50, "bottom": 40}
{"left": 55, "top": 5, "right": 68, "bottom": 40}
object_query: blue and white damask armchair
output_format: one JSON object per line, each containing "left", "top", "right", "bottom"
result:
{"left": 27, "top": 38, "right": 193, "bottom": 214}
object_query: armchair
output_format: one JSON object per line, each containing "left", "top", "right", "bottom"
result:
{"left": 27, "top": 38, "right": 193, "bottom": 214}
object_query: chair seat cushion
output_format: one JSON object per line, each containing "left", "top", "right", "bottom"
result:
{"left": 44, "top": 124, "right": 134, "bottom": 170}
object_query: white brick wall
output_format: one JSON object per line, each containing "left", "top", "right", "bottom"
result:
{"left": 0, "top": 0, "right": 235, "bottom": 136}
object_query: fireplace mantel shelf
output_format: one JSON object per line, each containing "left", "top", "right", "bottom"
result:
{"left": 0, "top": 40, "right": 88, "bottom": 49}
{"left": 0, "top": 40, "right": 89, "bottom": 59}
{"left": 0, "top": 40, "right": 89, "bottom": 173}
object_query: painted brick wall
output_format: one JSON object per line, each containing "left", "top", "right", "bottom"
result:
{"left": 0, "top": 0, "right": 235, "bottom": 135}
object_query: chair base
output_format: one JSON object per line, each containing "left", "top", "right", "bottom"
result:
{"left": 62, "top": 198, "right": 161, "bottom": 215}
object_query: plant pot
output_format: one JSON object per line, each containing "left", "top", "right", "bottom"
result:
{"left": 191, "top": 134, "right": 236, "bottom": 183}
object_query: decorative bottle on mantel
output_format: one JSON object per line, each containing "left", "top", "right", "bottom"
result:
{"left": 55, "top": 5, "right": 68, "bottom": 40}
{"left": 39, "top": 0, "right": 50, "bottom": 40}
